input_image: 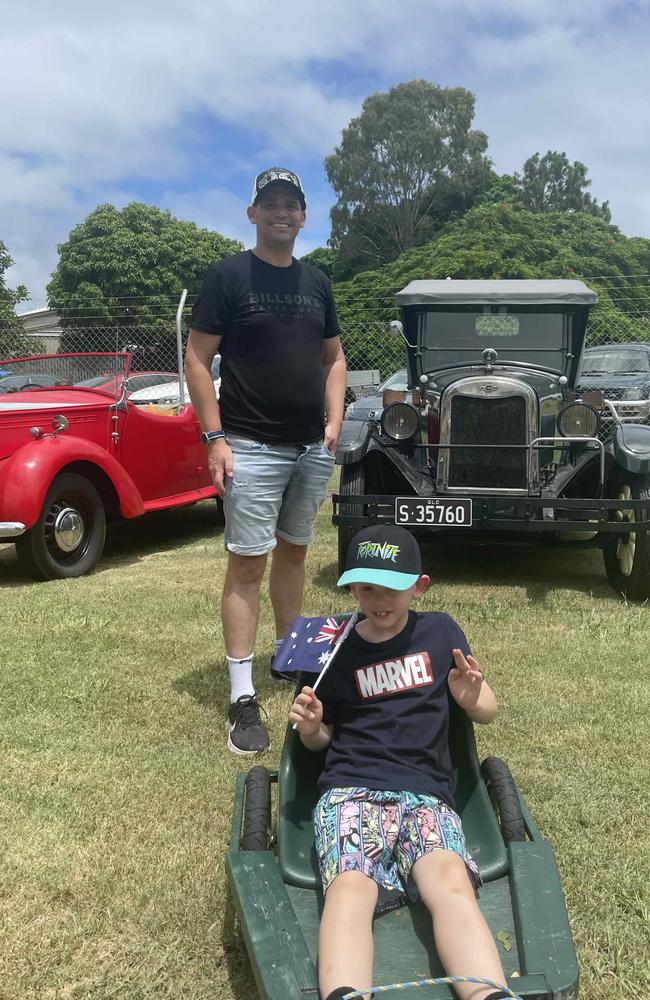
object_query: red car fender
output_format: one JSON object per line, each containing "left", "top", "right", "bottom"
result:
{"left": 0, "top": 435, "right": 145, "bottom": 528}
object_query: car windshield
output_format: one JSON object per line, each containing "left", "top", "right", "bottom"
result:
{"left": 75, "top": 375, "right": 117, "bottom": 388}
{"left": 580, "top": 350, "right": 650, "bottom": 375}
{"left": 0, "top": 353, "right": 131, "bottom": 385}
{"left": 378, "top": 369, "right": 408, "bottom": 392}
{"left": 419, "top": 310, "right": 567, "bottom": 372}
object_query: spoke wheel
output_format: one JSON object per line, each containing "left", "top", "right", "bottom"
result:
{"left": 602, "top": 470, "right": 650, "bottom": 601}
{"left": 16, "top": 473, "right": 106, "bottom": 581}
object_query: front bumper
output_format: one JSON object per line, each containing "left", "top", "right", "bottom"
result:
{"left": 0, "top": 521, "right": 26, "bottom": 539}
{"left": 332, "top": 493, "right": 650, "bottom": 536}
{"left": 613, "top": 400, "right": 650, "bottom": 423}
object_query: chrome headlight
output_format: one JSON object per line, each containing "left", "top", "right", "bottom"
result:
{"left": 380, "top": 402, "right": 419, "bottom": 441}
{"left": 558, "top": 402, "right": 600, "bottom": 438}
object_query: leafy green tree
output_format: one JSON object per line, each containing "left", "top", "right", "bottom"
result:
{"left": 0, "top": 242, "right": 35, "bottom": 358}
{"left": 300, "top": 247, "right": 350, "bottom": 282}
{"left": 515, "top": 151, "right": 611, "bottom": 221}
{"left": 332, "top": 204, "right": 650, "bottom": 354}
{"left": 48, "top": 203, "right": 242, "bottom": 354}
{"left": 473, "top": 173, "right": 523, "bottom": 209}
{"left": 325, "top": 80, "right": 492, "bottom": 276}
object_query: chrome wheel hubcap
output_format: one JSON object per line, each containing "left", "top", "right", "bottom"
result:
{"left": 52, "top": 506, "right": 85, "bottom": 552}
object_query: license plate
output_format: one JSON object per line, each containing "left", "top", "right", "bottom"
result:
{"left": 395, "top": 497, "right": 473, "bottom": 527}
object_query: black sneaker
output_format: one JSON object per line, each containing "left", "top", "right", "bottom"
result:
{"left": 227, "top": 695, "right": 270, "bottom": 755}
{"left": 270, "top": 653, "right": 295, "bottom": 683}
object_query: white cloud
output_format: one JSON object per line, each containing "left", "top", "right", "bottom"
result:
{"left": 3, "top": 0, "right": 650, "bottom": 300}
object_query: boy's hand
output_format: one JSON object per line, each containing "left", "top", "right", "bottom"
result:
{"left": 289, "top": 686, "right": 323, "bottom": 736}
{"left": 448, "top": 648, "right": 484, "bottom": 711}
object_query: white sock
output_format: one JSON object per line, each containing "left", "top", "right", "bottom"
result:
{"left": 227, "top": 653, "right": 255, "bottom": 703}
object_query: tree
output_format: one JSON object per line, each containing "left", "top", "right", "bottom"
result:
{"left": 0, "top": 241, "right": 35, "bottom": 359}
{"left": 300, "top": 247, "right": 350, "bottom": 283}
{"left": 332, "top": 204, "right": 650, "bottom": 353}
{"left": 325, "top": 80, "right": 492, "bottom": 275}
{"left": 515, "top": 151, "right": 611, "bottom": 221}
{"left": 47, "top": 203, "right": 242, "bottom": 356}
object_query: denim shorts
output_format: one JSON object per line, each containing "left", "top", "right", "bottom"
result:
{"left": 314, "top": 787, "right": 481, "bottom": 909}
{"left": 223, "top": 433, "right": 336, "bottom": 555}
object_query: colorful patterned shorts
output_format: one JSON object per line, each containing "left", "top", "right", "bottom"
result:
{"left": 314, "top": 787, "right": 481, "bottom": 908}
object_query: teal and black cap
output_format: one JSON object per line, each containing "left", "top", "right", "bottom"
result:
{"left": 337, "top": 525, "right": 422, "bottom": 591}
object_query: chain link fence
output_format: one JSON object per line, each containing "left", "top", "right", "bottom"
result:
{"left": 2, "top": 298, "right": 649, "bottom": 400}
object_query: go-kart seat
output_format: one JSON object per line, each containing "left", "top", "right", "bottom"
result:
{"left": 277, "top": 701, "right": 508, "bottom": 889}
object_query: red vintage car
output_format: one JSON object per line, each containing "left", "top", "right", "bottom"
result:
{"left": 0, "top": 352, "right": 218, "bottom": 580}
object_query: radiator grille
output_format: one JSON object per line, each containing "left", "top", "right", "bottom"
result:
{"left": 448, "top": 395, "right": 528, "bottom": 489}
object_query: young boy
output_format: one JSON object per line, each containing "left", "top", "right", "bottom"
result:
{"left": 289, "top": 525, "right": 509, "bottom": 1000}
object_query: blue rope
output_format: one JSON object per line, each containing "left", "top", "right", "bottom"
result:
{"left": 342, "top": 975, "right": 523, "bottom": 998}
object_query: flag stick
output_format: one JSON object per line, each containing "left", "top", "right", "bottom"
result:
{"left": 292, "top": 612, "right": 358, "bottom": 729}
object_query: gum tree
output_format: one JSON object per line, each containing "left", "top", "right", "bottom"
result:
{"left": 325, "top": 80, "right": 492, "bottom": 275}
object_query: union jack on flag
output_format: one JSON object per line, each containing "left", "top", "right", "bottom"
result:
{"left": 314, "top": 617, "right": 350, "bottom": 645}
{"left": 273, "top": 613, "right": 357, "bottom": 676}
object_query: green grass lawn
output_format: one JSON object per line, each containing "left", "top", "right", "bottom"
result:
{"left": 1, "top": 492, "right": 649, "bottom": 1000}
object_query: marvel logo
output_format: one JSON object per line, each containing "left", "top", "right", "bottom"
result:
{"left": 354, "top": 652, "right": 434, "bottom": 700}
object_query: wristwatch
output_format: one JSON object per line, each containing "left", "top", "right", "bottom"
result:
{"left": 201, "top": 430, "right": 226, "bottom": 445}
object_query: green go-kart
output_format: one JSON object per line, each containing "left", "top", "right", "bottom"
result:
{"left": 226, "top": 700, "right": 578, "bottom": 1000}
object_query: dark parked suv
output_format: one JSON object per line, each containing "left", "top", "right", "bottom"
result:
{"left": 333, "top": 280, "right": 650, "bottom": 600}
{"left": 578, "top": 342, "right": 650, "bottom": 424}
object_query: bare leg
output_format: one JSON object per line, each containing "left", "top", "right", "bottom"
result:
{"left": 412, "top": 851, "right": 506, "bottom": 1000}
{"left": 269, "top": 536, "right": 308, "bottom": 639}
{"left": 318, "top": 871, "right": 377, "bottom": 1000}
{"left": 221, "top": 552, "right": 268, "bottom": 658}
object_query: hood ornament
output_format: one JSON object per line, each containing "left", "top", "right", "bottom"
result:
{"left": 482, "top": 348, "right": 498, "bottom": 369}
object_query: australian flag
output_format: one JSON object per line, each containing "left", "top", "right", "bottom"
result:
{"left": 274, "top": 613, "right": 357, "bottom": 676}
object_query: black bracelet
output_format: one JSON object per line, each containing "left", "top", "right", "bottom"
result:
{"left": 201, "top": 430, "right": 226, "bottom": 444}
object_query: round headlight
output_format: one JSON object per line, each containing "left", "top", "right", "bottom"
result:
{"left": 380, "top": 402, "right": 419, "bottom": 440}
{"left": 558, "top": 402, "right": 600, "bottom": 438}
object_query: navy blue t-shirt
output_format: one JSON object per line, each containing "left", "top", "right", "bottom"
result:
{"left": 316, "top": 610, "right": 471, "bottom": 808}
{"left": 190, "top": 250, "right": 340, "bottom": 444}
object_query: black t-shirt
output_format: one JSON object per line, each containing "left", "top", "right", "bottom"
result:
{"left": 190, "top": 250, "right": 340, "bottom": 444}
{"left": 316, "top": 611, "right": 472, "bottom": 807}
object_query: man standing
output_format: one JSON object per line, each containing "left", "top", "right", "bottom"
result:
{"left": 185, "top": 167, "right": 346, "bottom": 754}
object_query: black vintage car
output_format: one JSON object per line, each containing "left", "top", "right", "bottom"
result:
{"left": 333, "top": 280, "right": 650, "bottom": 600}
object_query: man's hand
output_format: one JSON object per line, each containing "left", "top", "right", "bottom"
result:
{"left": 289, "top": 686, "right": 323, "bottom": 737}
{"left": 323, "top": 419, "right": 342, "bottom": 456}
{"left": 448, "top": 648, "right": 484, "bottom": 712}
{"left": 207, "top": 438, "right": 233, "bottom": 497}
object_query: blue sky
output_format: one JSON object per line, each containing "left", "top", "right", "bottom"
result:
{"left": 3, "top": 0, "right": 650, "bottom": 307}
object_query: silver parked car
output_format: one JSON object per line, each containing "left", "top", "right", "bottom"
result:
{"left": 129, "top": 355, "right": 221, "bottom": 405}
{"left": 344, "top": 369, "right": 408, "bottom": 421}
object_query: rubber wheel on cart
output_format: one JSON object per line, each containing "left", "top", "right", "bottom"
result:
{"left": 338, "top": 462, "right": 365, "bottom": 577}
{"left": 241, "top": 766, "right": 272, "bottom": 851}
{"left": 602, "top": 469, "right": 650, "bottom": 601}
{"left": 481, "top": 756, "right": 527, "bottom": 843}
{"left": 16, "top": 472, "right": 106, "bottom": 581}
